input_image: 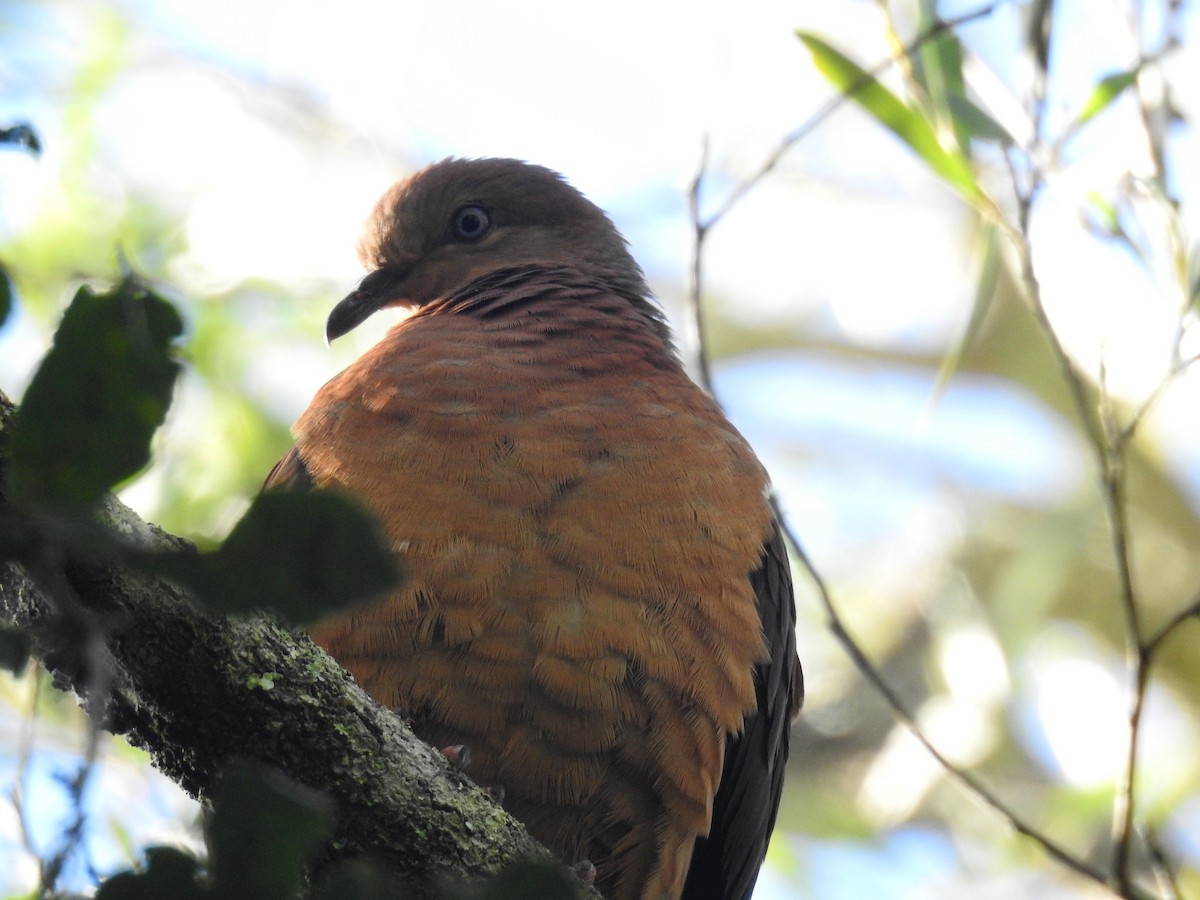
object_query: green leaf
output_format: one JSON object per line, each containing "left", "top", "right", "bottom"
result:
{"left": 797, "top": 31, "right": 979, "bottom": 201}
{"left": 0, "top": 504, "right": 39, "bottom": 563}
{"left": 453, "top": 859, "right": 584, "bottom": 900}
{"left": 947, "top": 94, "right": 1016, "bottom": 146}
{"left": 311, "top": 858, "right": 411, "bottom": 900}
{"left": 0, "top": 260, "right": 11, "bottom": 328}
{"left": 154, "top": 490, "right": 400, "bottom": 625}
{"left": 0, "top": 122, "right": 41, "bottom": 156}
{"left": 96, "top": 846, "right": 207, "bottom": 900}
{"left": 1188, "top": 241, "right": 1200, "bottom": 312}
{"left": 930, "top": 220, "right": 1001, "bottom": 408}
{"left": 7, "top": 277, "right": 183, "bottom": 509}
{"left": 0, "top": 625, "right": 32, "bottom": 675}
{"left": 208, "top": 762, "right": 331, "bottom": 900}
{"left": 1075, "top": 69, "right": 1140, "bottom": 128}
{"left": 1083, "top": 190, "right": 1123, "bottom": 239}
{"left": 913, "top": 5, "right": 971, "bottom": 154}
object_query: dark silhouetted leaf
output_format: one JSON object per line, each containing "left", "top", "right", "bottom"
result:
{"left": 447, "top": 859, "right": 584, "bottom": 900}
{"left": 0, "top": 122, "right": 41, "bottom": 156}
{"left": 0, "top": 507, "right": 39, "bottom": 564}
{"left": 7, "top": 277, "right": 183, "bottom": 509}
{"left": 1025, "top": 0, "right": 1054, "bottom": 81}
{"left": 797, "top": 32, "right": 980, "bottom": 201}
{"left": 312, "top": 858, "right": 412, "bottom": 900}
{"left": 947, "top": 94, "right": 1016, "bottom": 145}
{"left": 96, "top": 846, "right": 207, "bottom": 900}
{"left": 0, "top": 260, "right": 11, "bottom": 328}
{"left": 0, "top": 625, "right": 32, "bottom": 675}
{"left": 155, "top": 490, "right": 400, "bottom": 625}
{"left": 208, "top": 762, "right": 331, "bottom": 900}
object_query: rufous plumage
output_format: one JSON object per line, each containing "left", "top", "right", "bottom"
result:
{"left": 266, "top": 158, "right": 802, "bottom": 900}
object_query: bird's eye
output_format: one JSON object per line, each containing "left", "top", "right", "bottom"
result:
{"left": 451, "top": 205, "right": 492, "bottom": 241}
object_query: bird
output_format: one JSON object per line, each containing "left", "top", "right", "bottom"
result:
{"left": 264, "top": 158, "right": 802, "bottom": 900}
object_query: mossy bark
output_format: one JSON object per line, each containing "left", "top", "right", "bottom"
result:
{"left": 0, "top": 389, "right": 585, "bottom": 898}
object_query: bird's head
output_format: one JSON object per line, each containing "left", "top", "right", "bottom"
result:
{"left": 325, "top": 157, "right": 651, "bottom": 341}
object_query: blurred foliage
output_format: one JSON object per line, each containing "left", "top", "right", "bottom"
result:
{"left": 1, "top": 0, "right": 1200, "bottom": 898}
{"left": 0, "top": 274, "right": 399, "bottom": 621}
{"left": 8, "top": 278, "right": 182, "bottom": 509}
{"left": 98, "top": 777, "right": 583, "bottom": 900}
{"left": 0, "top": 623, "right": 31, "bottom": 674}
{"left": 0, "top": 275, "right": 399, "bottom": 894}
{"left": 782, "top": 1, "right": 1200, "bottom": 897}
{"left": 0, "top": 260, "right": 11, "bottom": 327}
{"left": 150, "top": 490, "right": 400, "bottom": 623}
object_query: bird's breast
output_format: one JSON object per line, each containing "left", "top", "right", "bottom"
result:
{"left": 298, "top": 292, "right": 774, "bottom": 900}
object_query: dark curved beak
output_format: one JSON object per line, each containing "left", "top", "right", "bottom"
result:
{"left": 325, "top": 267, "right": 409, "bottom": 343}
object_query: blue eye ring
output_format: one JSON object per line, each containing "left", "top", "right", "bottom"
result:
{"left": 452, "top": 205, "right": 492, "bottom": 241}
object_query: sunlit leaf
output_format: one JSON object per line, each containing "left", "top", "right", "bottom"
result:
{"left": 930, "top": 220, "right": 1001, "bottom": 407}
{"left": 153, "top": 490, "right": 400, "bottom": 625}
{"left": 7, "top": 277, "right": 183, "bottom": 509}
{"left": 1075, "top": 69, "right": 1141, "bottom": 128}
{"left": 947, "top": 94, "right": 1016, "bottom": 145}
{"left": 1082, "top": 191, "right": 1123, "bottom": 239}
{"left": 913, "top": 4, "right": 971, "bottom": 154}
{"left": 1189, "top": 241, "right": 1200, "bottom": 312}
{"left": 797, "top": 31, "right": 980, "bottom": 201}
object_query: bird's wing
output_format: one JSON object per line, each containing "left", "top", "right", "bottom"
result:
{"left": 263, "top": 445, "right": 314, "bottom": 492}
{"left": 682, "top": 521, "right": 802, "bottom": 900}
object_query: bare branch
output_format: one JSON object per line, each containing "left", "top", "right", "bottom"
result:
{"left": 686, "top": 135, "right": 714, "bottom": 393}
{"left": 695, "top": 1, "right": 1009, "bottom": 240}
{"left": 766, "top": 497, "right": 1119, "bottom": 891}
{"left": 683, "top": 4, "right": 1195, "bottom": 896}
{"left": 1144, "top": 592, "right": 1200, "bottom": 660}
{"left": 1003, "top": 104, "right": 1151, "bottom": 894}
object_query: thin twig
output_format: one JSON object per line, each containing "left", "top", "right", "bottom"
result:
{"left": 685, "top": 11, "right": 1149, "bottom": 893}
{"left": 21, "top": 545, "right": 112, "bottom": 897}
{"left": 1139, "top": 823, "right": 1182, "bottom": 900}
{"left": 11, "top": 663, "right": 43, "bottom": 880}
{"left": 1105, "top": 2, "right": 1191, "bottom": 886}
{"left": 1144, "top": 591, "right": 1200, "bottom": 659}
{"left": 1110, "top": 13, "right": 1195, "bottom": 878}
{"left": 687, "top": 0, "right": 1011, "bottom": 389}
{"left": 1118, "top": 350, "right": 1200, "bottom": 448}
{"left": 685, "top": 3, "right": 1200, "bottom": 895}
{"left": 1004, "top": 129, "right": 1152, "bottom": 896}
{"left": 766, "top": 496, "right": 1117, "bottom": 890}
{"left": 695, "top": 1, "right": 1010, "bottom": 237}
{"left": 686, "top": 136, "right": 714, "bottom": 392}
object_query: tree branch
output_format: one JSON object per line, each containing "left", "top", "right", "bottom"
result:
{"left": 0, "top": 389, "right": 569, "bottom": 899}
